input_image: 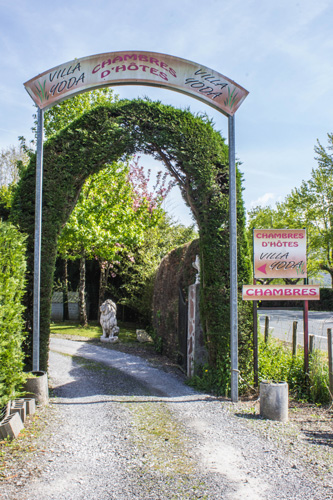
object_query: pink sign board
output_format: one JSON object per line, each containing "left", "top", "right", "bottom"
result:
{"left": 24, "top": 51, "right": 248, "bottom": 116}
{"left": 253, "top": 229, "right": 307, "bottom": 279}
{"left": 242, "top": 285, "right": 320, "bottom": 301}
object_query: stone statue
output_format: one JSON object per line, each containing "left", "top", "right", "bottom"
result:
{"left": 192, "top": 255, "right": 200, "bottom": 284}
{"left": 100, "top": 299, "right": 120, "bottom": 343}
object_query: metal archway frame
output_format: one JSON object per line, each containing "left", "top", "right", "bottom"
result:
{"left": 24, "top": 51, "right": 248, "bottom": 402}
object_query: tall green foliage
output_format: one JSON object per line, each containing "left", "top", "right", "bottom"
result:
{"left": 117, "top": 214, "right": 198, "bottom": 324}
{"left": 0, "top": 221, "right": 27, "bottom": 407}
{"left": 258, "top": 335, "right": 330, "bottom": 404}
{"left": 0, "top": 145, "right": 28, "bottom": 186}
{"left": 58, "top": 160, "right": 165, "bottom": 322}
{"left": 11, "top": 99, "right": 252, "bottom": 386}
{"left": 247, "top": 133, "right": 333, "bottom": 285}
{"left": 38, "top": 88, "right": 119, "bottom": 140}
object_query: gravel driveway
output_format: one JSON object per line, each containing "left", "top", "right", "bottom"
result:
{"left": 1, "top": 338, "right": 332, "bottom": 500}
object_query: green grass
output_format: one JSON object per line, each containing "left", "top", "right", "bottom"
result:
{"left": 50, "top": 320, "right": 138, "bottom": 343}
{"left": 50, "top": 321, "right": 101, "bottom": 338}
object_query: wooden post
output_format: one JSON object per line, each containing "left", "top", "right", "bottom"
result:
{"left": 303, "top": 300, "right": 309, "bottom": 374}
{"left": 328, "top": 329, "right": 333, "bottom": 400}
{"left": 253, "top": 300, "right": 258, "bottom": 388}
{"left": 264, "top": 316, "right": 269, "bottom": 343}
{"left": 292, "top": 321, "right": 298, "bottom": 357}
{"left": 309, "top": 334, "right": 314, "bottom": 354}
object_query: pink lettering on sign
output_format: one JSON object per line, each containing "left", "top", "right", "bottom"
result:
{"left": 242, "top": 285, "right": 320, "bottom": 301}
{"left": 92, "top": 54, "right": 177, "bottom": 80}
{"left": 253, "top": 229, "right": 307, "bottom": 279}
{"left": 256, "top": 232, "right": 305, "bottom": 239}
{"left": 92, "top": 61, "right": 170, "bottom": 82}
{"left": 24, "top": 51, "right": 249, "bottom": 115}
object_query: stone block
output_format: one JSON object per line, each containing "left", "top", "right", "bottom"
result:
{"left": 10, "top": 400, "right": 26, "bottom": 423}
{"left": 24, "top": 398, "right": 36, "bottom": 416}
{"left": 0, "top": 412, "right": 24, "bottom": 440}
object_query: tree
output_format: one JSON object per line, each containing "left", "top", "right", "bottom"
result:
{"left": 247, "top": 133, "right": 333, "bottom": 285}
{"left": 41, "top": 88, "right": 121, "bottom": 323}
{"left": 116, "top": 213, "right": 197, "bottom": 324}
{"left": 0, "top": 144, "right": 30, "bottom": 220}
{"left": 57, "top": 158, "right": 174, "bottom": 324}
{"left": 284, "top": 134, "right": 333, "bottom": 284}
{"left": 37, "top": 88, "right": 119, "bottom": 140}
{"left": 0, "top": 184, "right": 15, "bottom": 221}
{"left": 0, "top": 144, "right": 28, "bottom": 187}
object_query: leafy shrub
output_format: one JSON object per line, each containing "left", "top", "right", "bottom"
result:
{"left": 259, "top": 334, "right": 330, "bottom": 404}
{"left": 190, "top": 333, "right": 331, "bottom": 404}
{"left": 0, "top": 220, "right": 27, "bottom": 407}
{"left": 308, "top": 350, "right": 331, "bottom": 404}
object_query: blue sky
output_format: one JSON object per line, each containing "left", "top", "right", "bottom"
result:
{"left": 1, "top": 0, "right": 332, "bottom": 226}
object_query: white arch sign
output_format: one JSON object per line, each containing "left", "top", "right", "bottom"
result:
{"left": 24, "top": 50, "right": 248, "bottom": 117}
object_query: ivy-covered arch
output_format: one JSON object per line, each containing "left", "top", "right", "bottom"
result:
{"left": 11, "top": 99, "right": 251, "bottom": 380}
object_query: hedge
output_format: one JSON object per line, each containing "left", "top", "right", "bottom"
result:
{"left": 259, "top": 288, "right": 333, "bottom": 311}
{"left": 0, "top": 220, "right": 27, "bottom": 408}
{"left": 11, "top": 99, "right": 252, "bottom": 393}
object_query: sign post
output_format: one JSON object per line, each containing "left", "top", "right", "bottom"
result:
{"left": 228, "top": 115, "right": 238, "bottom": 402}
{"left": 246, "top": 228, "right": 318, "bottom": 382}
{"left": 33, "top": 107, "right": 44, "bottom": 371}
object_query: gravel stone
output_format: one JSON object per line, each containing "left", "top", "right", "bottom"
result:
{"left": 1, "top": 338, "right": 332, "bottom": 500}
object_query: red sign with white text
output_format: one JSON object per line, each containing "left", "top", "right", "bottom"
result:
{"left": 242, "top": 285, "right": 320, "bottom": 301}
{"left": 253, "top": 229, "right": 307, "bottom": 279}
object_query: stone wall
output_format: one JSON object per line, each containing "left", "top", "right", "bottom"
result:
{"left": 152, "top": 239, "right": 199, "bottom": 362}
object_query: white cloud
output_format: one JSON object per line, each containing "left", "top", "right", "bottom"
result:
{"left": 250, "top": 192, "right": 275, "bottom": 208}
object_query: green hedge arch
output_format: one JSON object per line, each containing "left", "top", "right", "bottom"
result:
{"left": 11, "top": 99, "right": 252, "bottom": 383}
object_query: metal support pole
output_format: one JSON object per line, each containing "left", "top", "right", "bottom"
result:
{"left": 228, "top": 115, "right": 238, "bottom": 402}
{"left": 253, "top": 299, "right": 258, "bottom": 388}
{"left": 327, "top": 329, "right": 333, "bottom": 399}
{"left": 253, "top": 250, "right": 258, "bottom": 388}
{"left": 303, "top": 252, "right": 309, "bottom": 375}
{"left": 303, "top": 300, "right": 309, "bottom": 374}
{"left": 33, "top": 107, "right": 44, "bottom": 372}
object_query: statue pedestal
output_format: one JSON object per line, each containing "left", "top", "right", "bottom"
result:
{"left": 100, "top": 336, "right": 119, "bottom": 343}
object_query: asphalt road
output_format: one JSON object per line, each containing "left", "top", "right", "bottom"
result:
{"left": 258, "top": 309, "right": 333, "bottom": 351}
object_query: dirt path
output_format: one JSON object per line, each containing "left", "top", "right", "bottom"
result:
{"left": 1, "top": 338, "right": 332, "bottom": 500}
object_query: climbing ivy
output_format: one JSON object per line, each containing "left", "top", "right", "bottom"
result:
{"left": 11, "top": 99, "right": 252, "bottom": 388}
